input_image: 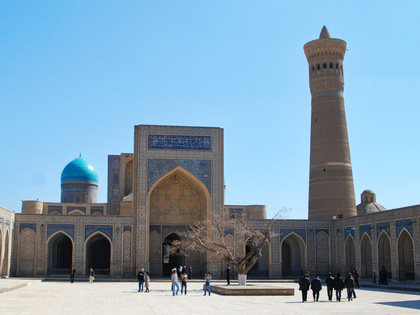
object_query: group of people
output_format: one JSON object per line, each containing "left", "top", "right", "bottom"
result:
{"left": 69, "top": 266, "right": 95, "bottom": 284}
{"left": 136, "top": 268, "right": 151, "bottom": 292}
{"left": 299, "top": 271, "right": 359, "bottom": 302}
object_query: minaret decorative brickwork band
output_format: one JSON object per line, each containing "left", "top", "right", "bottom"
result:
{"left": 304, "top": 26, "right": 357, "bottom": 220}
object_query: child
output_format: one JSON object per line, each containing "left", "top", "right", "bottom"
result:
{"left": 145, "top": 272, "right": 150, "bottom": 292}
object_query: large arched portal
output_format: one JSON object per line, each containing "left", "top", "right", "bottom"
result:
{"left": 86, "top": 233, "right": 111, "bottom": 275}
{"left": 281, "top": 234, "right": 305, "bottom": 277}
{"left": 398, "top": 230, "right": 414, "bottom": 280}
{"left": 360, "top": 234, "right": 372, "bottom": 278}
{"left": 345, "top": 236, "right": 356, "bottom": 273}
{"left": 246, "top": 242, "right": 269, "bottom": 278}
{"left": 48, "top": 233, "right": 73, "bottom": 274}
{"left": 378, "top": 232, "right": 391, "bottom": 279}
{"left": 162, "top": 233, "right": 184, "bottom": 277}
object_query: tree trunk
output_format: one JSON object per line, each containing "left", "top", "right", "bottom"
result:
{"left": 238, "top": 273, "right": 247, "bottom": 286}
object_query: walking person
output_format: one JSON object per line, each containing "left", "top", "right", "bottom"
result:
{"left": 379, "top": 267, "right": 388, "bottom": 285}
{"left": 345, "top": 273, "right": 355, "bottom": 301}
{"left": 353, "top": 270, "right": 360, "bottom": 288}
{"left": 333, "top": 273, "right": 345, "bottom": 301}
{"left": 181, "top": 272, "right": 187, "bottom": 295}
{"left": 145, "top": 272, "right": 150, "bottom": 293}
{"left": 372, "top": 272, "right": 377, "bottom": 284}
{"left": 298, "top": 271, "right": 310, "bottom": 302}
{"left": 137, "top": 268, "right": 145, "bottom": 292}
{"left": 226, "top": 264, "right": 231, "bottom": 285}
{"left": 171, "top": 269, "right": 180, "bottom": 296}
{"left": 203, "top": 272, "right": 212, "bottom": 296}
{"left": 70, "top": 266, "right": 76, "bottom": 283}
{"left": 325, "top": 272, "right": 334, "bottom": 301}
{"left": 310, "top": 275, "right": 322, "bottom": 302}
{"left": 188, "top": 266, "right": 193, "bottom": 280}
{"left": 88, "top": 268, "right": 95, "bottom": 284}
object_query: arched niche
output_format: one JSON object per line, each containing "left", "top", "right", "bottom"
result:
{"left": 162, "top": 232, "right": 183, "bottom": 277}
{"left": 397, "top": 229, "right": 414, "bottom": 280}
{"left": 85, "top": 232, "right": 112, "bottom": 276}
{"left": 377, "top": 231, "right": 391, "bottom": 279}
{"left": 47, "top": 232, "right": 73, "bottom": 274}
{"left": 18, "top": 228, "right": 35, "bottom": 276}
{"left": 246, "top": 240, "right": 270, "bottom": 278}
{"left": 345, "top": 235, "right": 356, "bottom": 273}
{"left": 281, "top": 233, "right": 306, "bottom": 277}
{"left": 360, "top": 234, "right": 372, "bottom": 278}
{"left": 315, "top": 232, "right": 329, "bottom": 276}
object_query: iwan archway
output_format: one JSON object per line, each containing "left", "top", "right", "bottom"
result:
{"left": 281, "top": 233, "right": 306, "bottom": 277}
{"left": 147, "top": 167, "right": 211, "bottom": 277}
{"left": 85, "top": 233, "right": 111, "bottom": 276}
{"left": 47, "top": 232, "right": 73, "bottom": 274}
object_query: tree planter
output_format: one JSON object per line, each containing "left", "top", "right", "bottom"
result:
{"left": 238, "top": 273, "right": 247, "bottom": 286}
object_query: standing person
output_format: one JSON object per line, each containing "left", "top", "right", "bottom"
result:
{"left": 310, "top": 275, "right": 322, "bottom": 302}
{"left": 70, "top": 266, "right": 76, "bottom": 283}
{"left": 353, "top": 270, "right": 360, "bottom": 288}
{"left": 298, "top": 272, "right": 310, "bottom": 302}
{"left": 137, "top": 268, "right": 145, "bottom": 292}
{"left": 181, "top": 272, "right": 187, "bottom": 295}
{"left": 88, "top": 268, "right": 95, "bottom": 284}
{"left": 380, "top": 267, "right": 388, "bottom": 285}
{"left": 203, "top": 272, "right": 212, "bottom": 296}
{"left": 226, "top": 264, "right": 231, "bottom": 286}
{"left": 171, "top": 269, "right": 180, "bottom": 296}
{"left": 372, "top": 272, "right": 377, "bottom": 284}
{"left": 145, "top": 272, "right": 150, "bottom": 293}
{"left": 325, "top": 272, "right": 334, "bottom": 301}
{"left": 333, "top": 273, "right": 345, "bottom": 301}
{"left": 188, "top": 266, "right": 193, "bottom": 280}
{"left": 345, "top": 273, "right": 355, "bottom": 301}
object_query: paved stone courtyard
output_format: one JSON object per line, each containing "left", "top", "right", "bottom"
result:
{"left": 1, "top": 279, "right": 420, "bottom": 314}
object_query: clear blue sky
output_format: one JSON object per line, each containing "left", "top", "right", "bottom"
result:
{"left": 1, "top": 1, "right": 420, "bottom": 219}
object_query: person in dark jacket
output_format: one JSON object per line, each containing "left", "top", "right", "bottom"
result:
{"left": 310, "top": 275, "right": 322, "bottom": 302}
{"left": 333, "top": 273, "right": 345, "bottom": 301}
{"left": 298, "top": 272, "right": 311, "bottom": 302}
{"left": 70, "top": 266, "right": 76, "bottom": 283}
{"left": 137, "top": 268, "right": 145, "bottom": 292}
{"left": 226, "top": 264, "right": 231, "bottom": 285}
{"left": 325, "top": 272, "right": 334, "bottom": 301}
{"left": 345, "top": 273, "right": 355, "bottom": 301}
{"left": 353, "top": 270, "right": 360, "bottom": 288}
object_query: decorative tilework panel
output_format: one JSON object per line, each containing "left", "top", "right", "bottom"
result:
{"left": 396, "top": 219, "right": 413, "bottom": 237}
{"left": 229, "top": 208, "right": 243, "bottom": 217}
{"left": 123, "top": 226, "right": 132, "bottom": 233}
{"left": 224, "top": 229, "right": 234, "bottom": 236}
{"left": 20, "top": 223, "right": 36, "bottom": 233}
{"left": 315, "top": 228, "right": 329, "bottom": 236}
{"left": 48, "top": 206, "right": 62, "bottom": 214}
{"left": 148, "top": 134, "right": 211, "bottom": 150}
{"left": 68, "top": 206, "right": 86, "bottom": 214}
{"left": 359, "top": 224, "right": 371, "bottom": 240}
{"left": 85, "top": 225, "right": 113, "bottom": 241}
{"left": 148, "top": 159, "right": 211, "bottom": 193}
{"left": 376, "top": 222, "right": 390, "bottom": 238}
{"left": 47, "top": 224, "right": 75, "bottom": 240}
{"left": 280, "top": 228, "right": 306, "bottom": 243}
{"left": 344, "top": 226, "right": 355, "bottom": 240}
{"left": 162, "top": 225, "right": 186, "bottom": 239}
{"left": 90, "top": 206, "right": 104, "bottom": 215}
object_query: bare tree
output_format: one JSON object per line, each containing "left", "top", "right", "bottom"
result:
{"left": 171, "top": 209, "right": 286, "bottom": 285}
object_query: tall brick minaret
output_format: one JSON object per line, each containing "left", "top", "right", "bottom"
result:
{"left": 304, "top": 26, "right": 357, "bottom": 220}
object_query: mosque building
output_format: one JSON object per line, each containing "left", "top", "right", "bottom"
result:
{"left": 1, "top": 27, "right": 419, "bottom": 281}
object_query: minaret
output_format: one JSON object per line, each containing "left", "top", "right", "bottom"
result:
{"left": 304, "top": 26, "right": 357, "bottom": 220}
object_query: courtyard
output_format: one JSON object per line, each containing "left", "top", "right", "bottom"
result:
{"left": 1, "top": 279, "right": 419, "bottom": 314}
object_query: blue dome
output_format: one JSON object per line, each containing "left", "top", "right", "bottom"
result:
{"left": 61, "top": 157, "right": 98, "bottom": 183}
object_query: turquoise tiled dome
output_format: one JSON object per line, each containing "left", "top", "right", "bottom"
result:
{"left": 61, "top": 157, "right": 98, "bottom": 183}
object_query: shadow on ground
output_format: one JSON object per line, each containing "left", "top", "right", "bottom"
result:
{"left": 376, "top": 300, "right": 420, "bottom": 310}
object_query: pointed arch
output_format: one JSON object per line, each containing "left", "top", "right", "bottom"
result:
{"left": 315, "top": 231, "right": 330, "bottom": 276}
{"left": 162, "top": 232, "right": 183, "bottom": 277}
{"left": 345, "top": 235, "right": 356, "bottom": 273}
{"left": 360, "top": 233, "right": 372, "bottom": 278}
{"left": 245, "top": 238, "right": 271, "bottom": 278}
{"left": 281, "top": 232, "right": 307, "bottom": 277}
{"left": 18, "top": 228, "right": 36, "bottom": 276}
{"left": 84, "top": 231, "right": 112, "bottom": 276}
{"left": 68, "top": 210, "right": 85, "bottom": 216}
{"left": 397, "top": 229, "right": 414, "bottom": 280}
{"left": 47, "top": 231, "right": 74, "bottom": 274}
{"left": 377, "top": 231, "right": 391, "bottom": 279}
{"left": 2, "top": 229, "right": 10, "bottom": 277}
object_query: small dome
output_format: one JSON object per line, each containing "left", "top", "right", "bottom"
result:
{"left": 61, "top": 157, "right": 98, "bottom": 183}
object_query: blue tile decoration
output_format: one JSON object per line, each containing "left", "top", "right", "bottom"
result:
{"left": 376, "top": 222, "right": 390, "bottom": 238}
{"left": 47, "top": 224, "right": 75, "bottom": 240}
{"left": 315, "top": 228, "right": 329, "bottom": 236}
{"left": 148, "top": 159, "right": 211, "bottom": 193}
{"left": 359, "top": 224, "right": 371, "bottom": 240}
{"left": 148, "top": 134, "right": 211, "bottom": 150}
{"left": 20, "top": 223, "right": 36, "bottom": 233}
{"left": 280, "top": 228, "right": 306, "bottom": 243}
{"left": 90, "top": 206, "right": 104, "bottom": 215}
{"left": 396, "top": 219, "right": 413, "bottom": 237}
{"left": 85, "top": 225, "right": 113, "bottom": 241}
{"left": 68, "top": 206, "right": 86, "bottom": 214}
{"left": 123, "top": 226, "right": 132, "bottom": 233}
{"left": 224, "top": 229, "right": 234, "bottom": 236}
{"left": 229, "top": 208, "right": 243, "bottom": 217}
{"left": 344, "top": 226, "right": 355, "bottom": 240}
{"left": 48, "top": 205, "right": 62, "bottom": 214}
{"left": 336, "top": 228, "right": 341, "bottom": 234}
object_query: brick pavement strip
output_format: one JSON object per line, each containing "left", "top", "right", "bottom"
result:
{"left": 0, "top": 281, "right": 419, "bottom": 315}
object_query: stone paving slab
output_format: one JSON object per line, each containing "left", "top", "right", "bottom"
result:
{"left": 1, "top": 280, "right": 420, "bottom": 314}
{"left": 0, "top": 278, "right": 42, "bottom": 294}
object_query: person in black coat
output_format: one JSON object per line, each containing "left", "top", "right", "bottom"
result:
{"left": 325, "top": 272, "right": 334, "bottom": 301}
{"left": 226, "top": 264, "right": 231, "bottom": 285}
{"left": 298, "top": 272, "right": 311, "bottom": 302}
{"left": 345, "top": 273, "right": 355, "bottom": 301}
{"left": 137, "top": 268, "right": 145, "bottom": 292}
{"left": 333, "top": 273, "right": 345, "bottom": 301}
{"left": 310, "top": 275, "right": 322, "bottom": 302}
{"left": 70, "top": 266, "right": 76, "bottom": 283}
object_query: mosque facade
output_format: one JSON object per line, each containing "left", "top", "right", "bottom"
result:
{"left": 1, "top": 27, "right": 420, "bottom": 282}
